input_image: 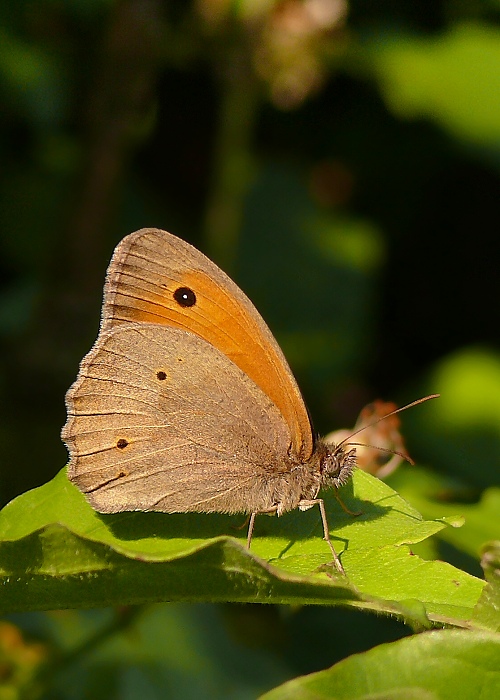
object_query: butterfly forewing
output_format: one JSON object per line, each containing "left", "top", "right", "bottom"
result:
{"left": 100, "top": 229, "right": 314, "bottom": 460}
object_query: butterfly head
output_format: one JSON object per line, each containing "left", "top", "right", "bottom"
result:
{"left": 319, "top": 442, "right": 357, "bottom": 490}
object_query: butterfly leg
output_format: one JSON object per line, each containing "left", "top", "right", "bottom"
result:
{"left": 333, "top": 487, "right": 362, "bottom": 517}
{"left": 246, "top": 508, "right": 278, "bottom": 550}
{"left": 299, "top": 498, "right": 345, "bottom": 574}
{"left": 247, "top": 512, "right": 257, "bottom": 549}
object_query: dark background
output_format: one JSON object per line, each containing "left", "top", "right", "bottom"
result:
{"left": 1, "top": 1, "right": 499, "bottom": 697}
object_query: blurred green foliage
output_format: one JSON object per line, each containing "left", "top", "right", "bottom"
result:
{"left": 0, "top": 0, "right": 499, "bottom": 697}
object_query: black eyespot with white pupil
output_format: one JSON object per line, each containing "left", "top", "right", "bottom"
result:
{"left": 173, "top": 286, "right": 196, "bottom": 307}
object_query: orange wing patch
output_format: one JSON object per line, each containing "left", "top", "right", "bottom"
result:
{"left": 101, "top": 229, "right": 314, "bottom": 460}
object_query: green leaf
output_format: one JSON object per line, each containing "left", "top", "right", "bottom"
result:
{"left": 388, "top": 466, "right": 500, "bottom": 560}
{"left": 402, "top": 347, "right": 500, "bottom": 491}
{"left": 472, "top": 542, "right": 500, "bottom": 633}
{"left": 366, "top": 23, "right": 500, "bottom": 146}
{"left": 260, "top": 629, "right": 500, "bottom": 699}
{"left": 0, "top": 468, "right": 484, "bottom": 622}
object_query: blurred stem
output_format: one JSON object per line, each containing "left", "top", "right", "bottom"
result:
{"left": 67, "top": 0, "right": 163, "bottom": 296}
{"left": 203, "top": 50, "right": 260, "bottom": 274}
{"left": 28, "top": 607, "right": 145, "bottom": 700}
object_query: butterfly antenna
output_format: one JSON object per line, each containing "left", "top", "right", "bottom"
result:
{"left": 336, "top": 394, "right": 440, "bottom": 449}
{"left": 347, "top": 441, "right": 415, "bottom": 465}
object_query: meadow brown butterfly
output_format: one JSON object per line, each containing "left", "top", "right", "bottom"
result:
{"left": 62, "top": 228, "right": 399, "bottom": 573}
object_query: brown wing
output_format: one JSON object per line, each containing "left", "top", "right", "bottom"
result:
{"left": 62, "top": 323, "right": 295, "bottom": 515}
{"left": 100, "top": 228, "right": 313, "bottom": 460}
